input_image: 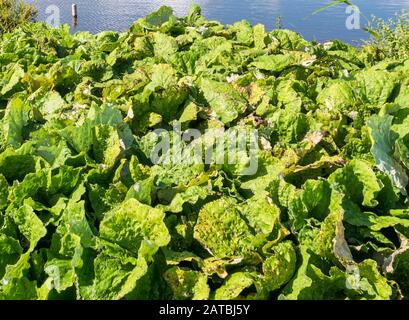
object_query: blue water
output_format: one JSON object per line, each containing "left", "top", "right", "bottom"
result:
{"left": 27, "top": 0, "right": 409, "bottom": 43}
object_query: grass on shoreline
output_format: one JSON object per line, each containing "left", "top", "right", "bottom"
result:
{"left": 365, "top": 11, "right": 409, "bottom": 60}
{"left": 0, "top": 0, "right": 37, "bottom": 34}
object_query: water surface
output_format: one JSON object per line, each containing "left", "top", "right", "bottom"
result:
{"left": 28, "top": 0, "right": 409, "bottom": 43}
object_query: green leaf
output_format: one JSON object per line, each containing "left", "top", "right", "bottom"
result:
{"left": 0, "top": 253, "right": 38, "bottom": 300}
{"left": 328, "top": 159, "right": 383, "bottom": 207}
{"left": 11, "top": 204, "right": 47, "bottom": 252}
{"left": 199, "top": 78, "right": 247, "bottom": 124}
{"left": 270, "top": 29, "right": 309, "bottom": 50}
{"left": 164, "top": 267, "right": 210, "bottom": 300}
{"left": 141, "top": 6, "right": 175, "bottom": 29}
{"left": 0, "top": 235, "right": 22, "bottom": 279}
{"left": 368, "top": 115, "right": 408, "bottom": 195}
{"left": 259, "top": 241, "right": 297, "bottom": 293}
{"left": 288, "top": 179, "right": 331, "bottom": 231}
{"left": 251, "top": 52, "right": 314, "bottom": 72}
{"left": 2, "top": 96, "right": 29, "bottom": 148}
{"left": 193, "top": 197, "right": 257, "bottom": 257}
{"left": 214, "top": 272, "right": 254, "bottom": 300}
{"left": 100, "top": 199, "right": 170, "bottom": 255}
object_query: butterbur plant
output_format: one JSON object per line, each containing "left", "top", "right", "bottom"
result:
{"left": 1, "top": 4, "right": 409, "bottom": 300}
{"left": 0, "top": 0, "right": 37, "bottom": 34}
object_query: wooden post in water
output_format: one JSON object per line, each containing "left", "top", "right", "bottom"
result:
{"left": 72, "top": 4, "right": 78, "bottom": 27}
{"left": 72, "top": 4, "right": 78, "bottom": 18}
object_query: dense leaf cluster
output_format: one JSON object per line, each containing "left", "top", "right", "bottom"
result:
{"left": 1, "top": 6, "right": 409, "bottom": 300}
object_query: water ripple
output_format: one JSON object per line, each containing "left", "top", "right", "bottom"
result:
{"left": 27, "top": 0, "right": 409, "bottom": 42}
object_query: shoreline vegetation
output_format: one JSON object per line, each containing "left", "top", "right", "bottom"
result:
{"left": 1, "top": 4, "right": 409, "bottom": 300}
{"left": 0, "top": 0, "right": 37, "bottom": 35}
{"left": 2, "top": 0, "right": 409, "bottom": 56}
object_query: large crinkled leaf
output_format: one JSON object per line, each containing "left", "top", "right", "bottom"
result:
{"left": 91, "top": 251, "right": 138, "bottom": 300}
{"left": 276, "top": 80, "right": 304, "bottom": 112}
{"left": 253, "top": 24, "right": 270, "bottom": 50}
{"left": 138, "top": 6, "right": 176, "bottom": 30}
{"left": 288, "top": 179, "right": 331, "bottom": 231}
{"left": 0, "top": 253, "right": 38, "bottom": 300}
{"left": 317, "top": 80, "right": 358, "bottom": 112}
{"left": 312, "top": 192, "right": 356, "bottom": 268}
{"left": 59, "top": 103, "right": 133, "bottom": 155}
{"left": 258, "top": 241, "right": 297, "bottom": 294}
{"left": 156, "top": 185, "right": 212, "bottom": 213}
{"left": 284, "top": 192, "right": 393, "bottom": 300}
{"left": 194, "top": 195, "right": 284, "bottom": 258}
{"left": 33, "top": 90, "right": 67, "bottom": 121}
{"left": 354, "top": 259, "right": 393, "bottom": 300}
{"left": 8, "top": 169, "right": 48, "bottom": 206}
{"left": 99, "top": 198, "right": 170, "bottom": 255}
{"left": 368, "top": 115, "right": 408, "bottom": 195}
{"left": 91, "top": 237, "right": 169, "bottom": 300}
{"left": 281, "top": 247, "right": 392, "bottom": 300}
{"left": 251, "top": 52, "right": 315, "bottom": 73}
{"left": 93, "top": 125, "right": 122, "bottom": 167}
{"left": 240, "top": 192, "right": 286, "bottom": 245}
{"left": 192, "top": 38, "right": 238, "bottom": 75}
{"left": 153, "top": 32, "right": 178, "bottom": 61}
{"left": 193, "top": 197, "right": 257, "bottom": 257}
{"left": 58, "top": 189, "right": 94, "bottom": 248}
{"left": 214, "top": 272, "right": 255, "bottom": 300}
{"left": 141, "top": 64, "right": 188, "bottom": 122}
{"left": 0, "top": 174, "right": 9, "bottom": 210}
{"left": 0, "top": 64, "right": 25, "bottom": 97}
{"left": 39, "top": 185, "right": 92, "bottom": 296}
{"left": 270, "top": 29, "right": 309, "bottom": 50}
{"left": 44, "top": 257, "right": 78, "bottom": 293}
{"left": 199, "top": 78, "right": 248, "bottom": 124}
{"left": 164, "top": 267, "right": 210, "bottom": 300}
{"left": 1, "top": 96, "right": 29, "bottom": 148}
{"left": 79, "top": 59, "right": 113, "bottom": 82}
{"left": 355, "top": 69, "right": 397, "bottom": 105}
{"left": 328, "top": 159, "right": 383, "bottom": 207}
{"left": 271, "top": 110, "right": 309, "bottom": 143}
{"left": 11, "top": 204, "right": 47, "bottom": 252}
{"left": 0, "top": 235, "right": 22, "bottom": 279}
{"left": 231, "top": 20, "right": 254, "bottom": 46}
{"left": 280, "top": 246, "right": 347, "bottom": 300}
